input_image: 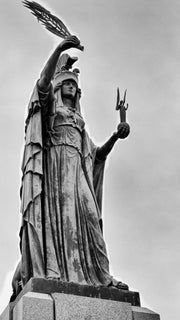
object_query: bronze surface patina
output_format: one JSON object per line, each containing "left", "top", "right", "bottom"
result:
{"left": 11, "top": 1, "right": 130, "bottom": 302}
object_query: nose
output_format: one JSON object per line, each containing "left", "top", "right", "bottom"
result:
{"left": 68, "top": 82, "right": 74, "bottom": 89}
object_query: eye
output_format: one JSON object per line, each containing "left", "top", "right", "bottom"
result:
{"left": 63, "top": 80, "right": 77, "bottom": 88}
{"left": 63, "top": 81, "right": 69, "bottom": 86}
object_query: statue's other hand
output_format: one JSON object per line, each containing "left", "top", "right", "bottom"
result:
{"left": 116, "top": 122, "right": 130, "bottom": 139}
{"left": 59, "top": 35, "right": 81, "bottom": 52}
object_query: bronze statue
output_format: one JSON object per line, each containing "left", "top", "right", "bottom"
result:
{"left": 11, "top": 2, "right": 130, "bottom": 301}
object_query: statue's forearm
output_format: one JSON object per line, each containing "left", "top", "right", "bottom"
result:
{"left": 38, "top": 36, "right": 81, "bottom": 88}
{"left": 96, "top": 132, "right": 118, "bottom": 161}
{"left": 38, "top": 45, "right": 63, "bottom": 88}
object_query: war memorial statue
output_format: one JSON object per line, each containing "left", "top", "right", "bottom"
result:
{"left": 11, "top": 1, "right": 130, "bottom": 300}
{"left": 0, "top": 2, "right": 160, "bottom": 319}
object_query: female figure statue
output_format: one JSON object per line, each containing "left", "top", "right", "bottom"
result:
{"left": 12, "top": 36, "right": 130, "bottom": 299}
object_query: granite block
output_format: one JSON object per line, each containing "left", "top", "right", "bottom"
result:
{"left": 52, "top": 292, "right": 133, "bottom": 320}
{"left": 0, "top": 292, "right": 161, "bottom": 320}
{"left": 132, "top": 306, "right": 160, "bottom": 320}
{"left": 13, "top": 292, "right": 54, "bottom": 320}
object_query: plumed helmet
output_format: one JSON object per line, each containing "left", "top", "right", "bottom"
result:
{"left": 53, "top": 53, "right": 80, "bottom": 91}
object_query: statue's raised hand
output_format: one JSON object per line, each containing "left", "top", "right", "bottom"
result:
{"left": 59, "top": 35, "right": 83, "bottom": 52}
{"left": 116, "top": 122, "right": 130, "bottom": 139}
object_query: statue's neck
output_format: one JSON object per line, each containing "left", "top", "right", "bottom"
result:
{"left": 62, "top": 97, "right": 74, "bottom": 109}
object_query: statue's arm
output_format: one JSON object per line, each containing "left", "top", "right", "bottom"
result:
{"left": 96, "top": 133, "right": 118, "bottom": 161}
{"left": 96, "top": 123, "right": 130, "bottom": 160}
{"left": 38, "top": 35, "right": 81, "bottom": 89}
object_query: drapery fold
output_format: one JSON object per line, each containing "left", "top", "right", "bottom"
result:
{"left": 19, "top": 82, "right": 110, "bottom": 287}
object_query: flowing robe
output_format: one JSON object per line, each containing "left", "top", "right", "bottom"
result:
{"left": 19, "top": 82, "right": 113, "bottom": 287}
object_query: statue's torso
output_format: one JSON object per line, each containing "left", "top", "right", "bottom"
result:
{"left": 45, "top": 106, "right": 85, "bottom": 155}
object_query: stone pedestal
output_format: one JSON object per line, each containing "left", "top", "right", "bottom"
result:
{"left": 13, "top": 293, "right": 53, "bottom": 320}
{"left": 132, "top": 307, "right": 160, "bottom": 320}
{"left": 0, "top": 278, "right": 160, "bottom": 320}
{"left": 53, "top": 292, "right": 133, "bottom": 320}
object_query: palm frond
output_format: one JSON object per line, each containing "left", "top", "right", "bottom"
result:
{"left": 22, "top": 0, "right": 71, "bottom": 39}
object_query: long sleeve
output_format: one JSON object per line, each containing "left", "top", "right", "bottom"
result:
{"left": 95, "top": 133, "right": 118, "bottom": 161}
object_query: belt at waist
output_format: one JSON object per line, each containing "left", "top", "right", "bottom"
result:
{"left": 53, "top": 123, "right": 83, "bottom": 133}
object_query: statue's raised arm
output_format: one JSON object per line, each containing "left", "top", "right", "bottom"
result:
{"left": 39, "top": 35, "right": 81, "bottom": 88}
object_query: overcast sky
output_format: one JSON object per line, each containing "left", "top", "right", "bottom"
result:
{"left": 0, "top": 0, "right": 180, "bottom": 319}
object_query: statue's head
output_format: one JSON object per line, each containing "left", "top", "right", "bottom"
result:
{"left": 61, "top": 79, "right": 77, "bottom": 100}
{"left": 53, "top": 53, "right": 81, "bottom": 112}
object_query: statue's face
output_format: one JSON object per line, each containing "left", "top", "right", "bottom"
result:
{"left": 61, "top": 80, "right": 77, "bottom": 99}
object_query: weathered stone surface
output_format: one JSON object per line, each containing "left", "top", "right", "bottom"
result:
{"left": 0, "top": 291, "right": 161, "bottom": 320}
{"left": 13, "top": 292, "right": 53, "bottom": 320}
{"left": 52, "top": 292, "right": 133, "bottom": 320}
{"left": 14, "top": 278, "right": 140, "bottom": 307}
{"left": 132, "top": 306, "right": 160, "bottom": 320}
{"left": 13, "top": 29, "right": 131, "bottom": 296}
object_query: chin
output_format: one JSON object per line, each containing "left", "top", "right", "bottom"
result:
{"left": 64, "top": 93, "right": 75, "bottom": 99}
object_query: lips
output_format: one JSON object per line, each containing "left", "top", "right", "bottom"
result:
{"left": 68, "top": 89, "right": 74, "bottom": 94}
